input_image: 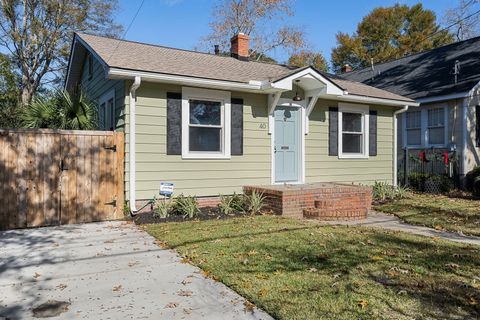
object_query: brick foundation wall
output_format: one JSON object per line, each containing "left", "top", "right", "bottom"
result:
{"left": 132, "top": 196, "right": 222, "bottom": 214}
{"left": 243, "top": 183, "right": 372, "bottom": 221}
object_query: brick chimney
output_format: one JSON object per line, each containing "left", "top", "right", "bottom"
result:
{"left": 341, "top": 64, "right": 352, "bottom": 73}
{"left": 230, "top": 33, "right": 249, "bottom": 61}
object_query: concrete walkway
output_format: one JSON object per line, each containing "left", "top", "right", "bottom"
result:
{"left": 0, "top": 221, "right": 272, "bottom": 320}
{"left": 317, "top": 211, "right": 480, "bottom": 246}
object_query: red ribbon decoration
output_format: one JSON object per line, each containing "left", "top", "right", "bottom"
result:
{"left": 443, "top": 151, "right": 449, "bottom": 165}
{"left": 419, "top": 151, "right": 426, "bottom": 162}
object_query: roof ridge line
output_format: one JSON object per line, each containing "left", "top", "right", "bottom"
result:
{"left": 347, "top": 35, "right": 480, "bottom": 74}
{"left": 75, "top": 31, "right": 295, "bottom": 69}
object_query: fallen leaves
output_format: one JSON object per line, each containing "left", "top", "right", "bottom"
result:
{"left": 244, "top": 301, "right": 255, "bottom": 312}
{"left": 56, "top": 284, "right": 67, "bottom": 291}
{"left": 34, "top": 272, "right": 41, "bottom": 280}
{"left": 258, "top": 288, "right": 268, "bottom": 297}
{"left": 177, "top": 289, "right": 193, "bottom": 297}
{"left": 112, "top": 285, "right": 122, "bottom": 292}
{"left": 357, "top": 299, "right": 368, "bottom": 309}
{"left": 165, "top": 302, "right": 179, "bottom": 308}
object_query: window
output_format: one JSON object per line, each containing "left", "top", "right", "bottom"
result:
{"left": 181, "top": 87, "right": 231, "bottom": 159}
{"left": 338, "top": 104, "right": 369, "bottom": 158}
{"left": 88, "top": 54, "right": 93, "bottom": 80}
{"left": 99, "top": 90, "right": 115, "bottom": 131}
{"left": 405, "top": 111, "right": 421, "bottom": 146}
{"left": 189, "top": 100, "right": 222, "bottom": 152}
{"left": 403, "top": 106, "right": 447, "bottom": 148}
{"left": 427, "top": 108, "right": 445, "bottom": 145}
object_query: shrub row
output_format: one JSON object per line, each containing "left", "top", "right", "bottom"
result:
{"left": 152, "top": 190, "right": 266, "bottom": 219}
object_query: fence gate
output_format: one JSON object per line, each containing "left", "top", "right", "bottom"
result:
{"left": 0, "top": 129, "right": 124, "bottom": 230}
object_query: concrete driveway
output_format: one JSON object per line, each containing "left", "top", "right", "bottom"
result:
{"left": 0, "top": 221, "right": 271, "bottom": 320}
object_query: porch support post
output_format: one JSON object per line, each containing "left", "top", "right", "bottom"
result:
{"left": 268, "top": 91, "right": 282, "bottom": 134}
{"left": 304, "top": 89, "right": 323, "bottom": 134}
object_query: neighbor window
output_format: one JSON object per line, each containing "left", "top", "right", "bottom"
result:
{"left": 405, "top": 111, "right": 421, "bottom": 146}
{"left": 338, "top": 104, "right": 369, "bottom": 158}
{"left": 181, "top": 87, "right": 231, "bottom": 159}
{"left": 403, "top": 106, "right": 447, "bottom": 148}
{"left": 427, "top": 107, "right": 445, "bottom": 145}
{"left": 88, "top": 54, "right": 93, "bottom": 80}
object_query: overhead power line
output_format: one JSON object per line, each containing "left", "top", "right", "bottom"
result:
{"left": 106, "top": 0, "right": 146, "bottom": 64}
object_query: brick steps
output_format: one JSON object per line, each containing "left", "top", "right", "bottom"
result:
{"left": 244, "top": 183, "right": 371, "bottom": 221}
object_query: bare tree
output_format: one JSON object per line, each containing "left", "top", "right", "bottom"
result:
{"left": 201, "top": 0, "right": 306, "bottom": 61}
{"left": 443, "top": 0, "right": 480, "bottom": 41}
{"left": 0, "top": 0, "right": 123, "bottom": 105}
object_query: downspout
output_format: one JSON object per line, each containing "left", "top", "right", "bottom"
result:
{"left": 129, "top": 76, "right": 141, "bottom": 214}
{"left": 393, "top": 105, "right": 409, "bottom": 188}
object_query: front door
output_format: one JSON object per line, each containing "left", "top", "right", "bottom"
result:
{"left": 274, "top": 106, "right": 300, "bottom": 183}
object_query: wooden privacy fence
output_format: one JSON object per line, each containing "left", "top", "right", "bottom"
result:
{"left": 0, "top": 129, "right": 124, "bottom": 230}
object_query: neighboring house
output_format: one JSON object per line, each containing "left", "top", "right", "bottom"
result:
{"left": 341, "top": 36, "right": 480, "bottom": 179}
{"left": 65, "top": 32, "right": 416, "bottom": 211}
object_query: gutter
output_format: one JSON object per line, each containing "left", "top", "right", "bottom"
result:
{"left": 129, "top": 76, "right": 141, "bottom": 214}
{"left": 393, "top": 105, "right": 409, "bottom": 188}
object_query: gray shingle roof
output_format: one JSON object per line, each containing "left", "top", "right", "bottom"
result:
{"left": 340, "top": 36, "right": 480, "bottom": 100}
{"left": 75, "top": 32, "right": 414, "bottom": 103}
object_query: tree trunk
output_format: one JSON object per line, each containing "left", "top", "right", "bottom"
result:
{"left": 21, "top": 81, "right": 35, "bottom": 106}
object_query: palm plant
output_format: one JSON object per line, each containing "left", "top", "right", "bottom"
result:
{"left": 21, "top": 89, "right": 97, "bottom": 130}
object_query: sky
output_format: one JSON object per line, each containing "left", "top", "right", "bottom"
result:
{"left": 116, "top": 0, "right": 457, "bottom": 65}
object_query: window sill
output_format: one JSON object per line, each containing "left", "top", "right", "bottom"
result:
{"left": 182, "top": 153, "right": 231, "bottom": 160}
{"left": 338, "top": 154, "right": 369, "bottom": 159}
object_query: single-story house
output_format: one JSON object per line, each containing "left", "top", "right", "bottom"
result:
{"left": 65, "top": 32, "right": 417, "bottom": 212}
{"left": 341, "top": 36, "right": 480, "bottom": 179}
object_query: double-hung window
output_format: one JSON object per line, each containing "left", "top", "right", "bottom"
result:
{"left": 99, "top": 89, "right": 115, "bottom": 131}
{"left": 181, "top": 87, "right": 231, "bottom": 159}
{"left": 427, "top": 107, "right": 445, "bottom": 146}
{"left": 338, "top": 103, "right": 369, "bottom": 158}
{"left": 403, "top": 106, "right": 447, "bottom": 148}
{"left": 405, "top": 111, "right": 421, "bottom": 146}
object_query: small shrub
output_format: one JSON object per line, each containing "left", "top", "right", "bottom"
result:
{"left": 372, "top": 181, "right": 395, "bottom": 202}
{"left": 153, "top": 196, "right": 172, "bottom": 218}
{"left": 173, "top": 194, "right": 199, "bottom": 219}
{"left": 466, "top": 166, "right": 480, "bottom": 194}
{"left": 246, "top": 190, "right": 266, "bottom": 215}
{"left": 372, "top": 181, "right": 410, "bottom": 202}
{"left": 395, "top": 185, "right": 411, "bottom": 199}
{"left": 218, "top": 193, "right": 245, "bottom": 215}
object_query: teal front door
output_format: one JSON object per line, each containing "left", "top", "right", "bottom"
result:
{"left": 274, "top": 106, "right": 300, "bottom": 183}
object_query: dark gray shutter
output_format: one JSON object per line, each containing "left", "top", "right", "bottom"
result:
{"left": 328, "top": 107, "right": 338, "bottom": 156}
{"left": 231, "top": 98, "right": 244, "bottom": 155}
{"left": 166, "top": 92, "right": 182, "bottom": 155}
{"left": 476, "top": 105, "right": 480, "bottom": 147}
{"left": 369, "top": 110, "right": 377, "bottom": 156}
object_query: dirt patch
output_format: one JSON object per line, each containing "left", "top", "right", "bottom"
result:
{"left": 133, "top": 207, "right": 251, "bottom": 225}
{"left": 32, "top": 300, "right": 70, "bottom": 318}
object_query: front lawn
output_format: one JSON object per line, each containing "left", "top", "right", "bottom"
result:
{"left": 374, "top": 192, "right": 480, "bottom": 236}
{"left": 146, "top": 216, "right": 480, "bottom": 320}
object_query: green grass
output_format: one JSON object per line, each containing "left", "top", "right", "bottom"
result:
{"left": 374, "top": 192, "right": 480, "bottom": 237}
{"left": 146, "top": 216, "right": 480, "bottom": 320}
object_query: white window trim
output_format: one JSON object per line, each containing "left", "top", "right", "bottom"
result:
{"left": 338, "top": 103, "right": 369, "bottom": 159}
{"left": 99, "top": 89, "right": 115, "bottom": 131}
{"left": 402, "top": 106, "right": 448, "bottom": 148}
{"left": 181, "top": 87, "right": 231, "bottom": 159}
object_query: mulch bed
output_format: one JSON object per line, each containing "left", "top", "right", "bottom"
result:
{"left": 133, "top": 206, "right": 250, "bottom": 225}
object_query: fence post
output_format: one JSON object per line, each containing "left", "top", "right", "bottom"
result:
{"left": 404, "top": 148, "right": 409, "bottom": 186}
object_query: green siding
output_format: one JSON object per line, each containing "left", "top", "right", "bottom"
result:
{"left": 79, "top": 54, "right": 125, "bottom": 131}
{"left": 124, "top": 82, "right": 271, "bottom": 200}
{"left": 306, "top": 100, "right": 394, "bottom": 184}
{"left": 123, "top": 82, "right": 395, "bottom": 200}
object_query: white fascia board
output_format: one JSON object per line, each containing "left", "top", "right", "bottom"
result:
{"left": 109, "top": 68, "right": 262, "bottom": 92}
{"left": 416, "top": 92, "right": 469, "bottom": 104}
{"left": 335, "top": 94, "right": 419, "bottom": 107}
